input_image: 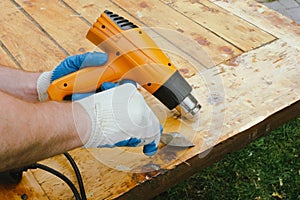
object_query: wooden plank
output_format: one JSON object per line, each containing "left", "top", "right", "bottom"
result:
{"left": 62, "top": 0, "right": 141, "bottom": 25}
{"left": 0, "top": 171, "right": 49, "bottom": 200}
{"left": 0, "top": 1, "right": 65, "bottom": 71}
{"left": 14, "top": 0, "right": 96, "bottom": 55}
{"left": 0, "top": 45, "right": 18, "bottom": 68}
{"left": 113, "top": 0, "right": 243, "bottom": 65}
{"left": 160, "top": 0, "right": 276, "bottom": 51}
{"left": 211, "top": 0, "right": 300, "bottom": 49}
{"left": 32, "top": 38, "right": 300, "bottom": 199}
{"left": 13, "top": 0, "right": 206, "bottom": 73}
{"left": 61, "top": 0, "right": 211, "bottom": 72}
{"left": 63, "top": 0, "right": 243, "bottom": 66}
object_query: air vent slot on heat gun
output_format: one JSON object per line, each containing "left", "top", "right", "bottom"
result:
{"left": 104, "top": 10, "right": 138, "bottom": 30}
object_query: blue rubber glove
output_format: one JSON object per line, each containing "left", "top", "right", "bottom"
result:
{"left": 36, "top": 52, "right": 108, "bottom": 101}
{"left": 52, "top": 52, "right": 108, "bottom": 101}
{"left": 50, "top": 52, "right": 108, "bottom": 82}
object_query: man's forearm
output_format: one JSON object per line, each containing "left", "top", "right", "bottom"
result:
{"left": 0, "top": 66, "right": 40, "bottom": 102}
{"left": 0, "top": 90, "right": 91, "bottom": 172}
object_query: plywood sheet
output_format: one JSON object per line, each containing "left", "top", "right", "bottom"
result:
{"left": 32, "top": 38, "right": 300, "bottom": 199}
{"left": 0, "top": 1, "right": 65, "bottom": 71}
{"left": 160, "top": 0, "right": 276, "bottom": 51}
{"left": 212, "top": 0, "right": 300, "bottom": 49}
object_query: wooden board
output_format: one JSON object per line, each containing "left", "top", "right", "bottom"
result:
{"left": 14, "top": 0, "right": 96, "bottom": 55}
{"left": 113, "top": 0, "right": 244, "bottom": 65}
{"left": 0, "top": 0, "right": 299, "bottom": 199}
{"left": 0, "top": 1, "right": 65, "bottom": 71}
{"left": 0, "top": 45, "right": 18, "bottom": 69}
{"left": 64, "top": 0, "right": 245, "bottom": 66}
{"left": 62, "top": 0, "right": 210, "bottom": 71}
{"left": 212, "top": 0, "right": 300, "bottom": 49}
{"left": 160, "top": 0, "right": 276, "bottom": 51}
{"left": 62, "top": 0, "right": 142, "bottom": 26}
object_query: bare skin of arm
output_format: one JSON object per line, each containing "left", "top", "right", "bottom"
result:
{"left": 0, "top": 66, "right": 40, "bottom": 102}
{"left": 0, "top": 66, "right": 91, "bottom": 172}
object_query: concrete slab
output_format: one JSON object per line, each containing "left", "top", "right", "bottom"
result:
{"left": 287, "top": 7, "right": 300, "bottom": 23}
{"left": 264, "top": 1, "right": 285, "bottom": 11}
{"left": 279, "top": 0, "right": 299, "bottom": 8}
{"left": 260, "top": 0, "right": 300, "bottom": 24}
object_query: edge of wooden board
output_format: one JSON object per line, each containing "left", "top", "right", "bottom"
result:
{"left": 117, "top": 100, "right": 299, "bottom": 199}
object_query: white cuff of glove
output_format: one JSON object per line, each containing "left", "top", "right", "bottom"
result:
{"left": 36, "top": 71, "right": 52, "bottom": 102}
{"left": 77, "top": 84, "right": 161, "bottom": 148}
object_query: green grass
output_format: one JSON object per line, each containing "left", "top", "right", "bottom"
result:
{"left": 154, "top": 117, "right": 300, "bottom": 200}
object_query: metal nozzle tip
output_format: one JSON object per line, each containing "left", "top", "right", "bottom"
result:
{"left": 176, "top": 94, "right": 201, "bottom": 119}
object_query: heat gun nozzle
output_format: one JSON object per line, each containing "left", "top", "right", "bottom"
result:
{"left": 176, "top": 94, "right": 201, "bottom": 119}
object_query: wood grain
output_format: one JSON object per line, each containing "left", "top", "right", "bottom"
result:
{"left": 62, "top": 0, "right": 213, "bottom": 72}
{"left": 62, "top": 0, "right": 141, "bottom": 25}
{"left": 15, "top": 0, "right": 96, "bottom": 55}
{"left": 212, "top": 0, "right": 300, "bottom": 49}
{"left": 115, "top": 0, "right": 244, "bottom": 65}
{"left": 0, "top": 1, "right": 65, "bottom": 71}
{"left": 64, "top": 0, "right": 243, "bottom": 66}
{"left": 0, "top": 45, "right": 18, "bottom": 68}
{"left": 160, "top": 0, "right": 276, "bottom": 51}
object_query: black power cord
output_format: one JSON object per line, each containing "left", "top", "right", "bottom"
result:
{"left": 28, "top": 163, "right": 82, "bottom": 200}
{"left": 24, "top": 153, "right": 87, "bottom": 200}
{"left": 63, "top": 152, "right": 87, "bottom": 200}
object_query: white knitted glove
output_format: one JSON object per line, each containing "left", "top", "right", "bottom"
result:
{"left": 77, "top": 83, "right": 161, "bottom": 156}
{"left": 36, "top": 71, "right": 52, "bottom": 102}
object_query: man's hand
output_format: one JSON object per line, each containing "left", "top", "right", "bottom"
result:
{"left": 38, "top": 52, "right": 161, "bottom": 156}
{"left": 76, "top": 83, "right": 161, "bottom": 156}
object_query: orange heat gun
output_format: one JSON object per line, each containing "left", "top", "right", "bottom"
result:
{"left": 47, "top": 10, "right": 201, "bottom": 117}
